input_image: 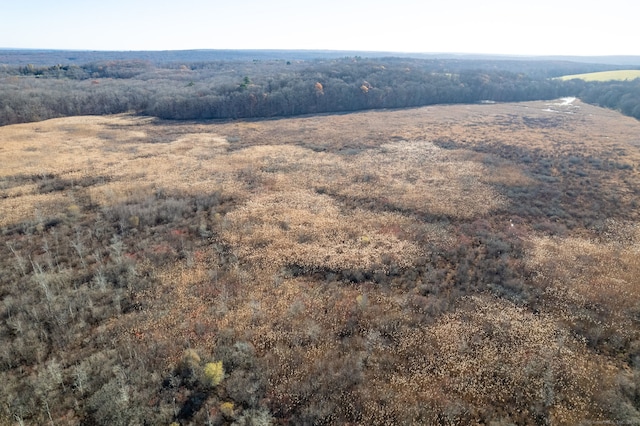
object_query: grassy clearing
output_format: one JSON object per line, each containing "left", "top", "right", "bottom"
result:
{"left": 558, "top": 69, "right": 640, "bottom": 81}
{"left": 2, "top": 100, "right": 640, "bottom": 424}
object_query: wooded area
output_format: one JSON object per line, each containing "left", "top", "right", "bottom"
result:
{"left": 1, "top": 55, "right": 638, "bottom": 126}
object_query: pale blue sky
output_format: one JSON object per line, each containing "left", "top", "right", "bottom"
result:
{"left": 1, "top": 0, "right": 638, "bottom": 56}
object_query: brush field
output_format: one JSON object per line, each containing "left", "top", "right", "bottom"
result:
{"left": 2, "top": 99, "right": 640, "bottom": 425}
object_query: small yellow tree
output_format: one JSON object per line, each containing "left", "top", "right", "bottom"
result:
{"left": 220, "top": 401, "right": 235, "bottom": 417}
{"left": 203, "top": 361, "right": 224, "bottom": 386}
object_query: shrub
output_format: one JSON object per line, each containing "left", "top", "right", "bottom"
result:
{"left": 176, "top": 349, "right": 201, "bottom": 385}
{"left": 204, "top": 361, "right": 224, "bottom": 386}
{"left": 67, "top": 204, "right": 81, "bottom": 217}
{"left": 127, "top": 215, "right": 140, "bottom": 228}
{"left": 220, "top": 401, "right": 235, "bottom": 417}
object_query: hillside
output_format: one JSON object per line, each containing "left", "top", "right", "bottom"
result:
{"left": 2, "top": 99, "right": 640, "bottom": 425}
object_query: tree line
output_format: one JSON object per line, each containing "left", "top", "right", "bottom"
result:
{"left": 1, "top": 57, "right": 638, "bottom": 126}
{"left": 578, "top": 79, "right": 640, "bottom": 118}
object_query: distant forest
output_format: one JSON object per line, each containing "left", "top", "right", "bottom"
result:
{"left": 1, "top": 52, "right": 639, "bottom": 126}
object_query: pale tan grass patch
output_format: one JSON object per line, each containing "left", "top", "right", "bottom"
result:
{"left": 220, "top": 141, "right": 507, "bottom": 219}
{"left": 86, "top": 181, "right": 156, "bottom": 208}
{"left": 0, "top": 183, "right": 39, "bottom": 199}
{"left": 526, "top": 234, "right": 640, "bottom": 312}
{"left": 0, "top": 115, "right": 151, "bottom": 172}
{"left": 330, "top": 141, "right": 507, "bottom": 218}
{"left": 373, "top": 296, "right": 613, "bottom": 423}
{"left": 599, "top": 218, "right": 640, "bottom": 248}
{"left": 0, "top": 192, "right": 70, "bottom": 227}
{"left": 171, "top": 134, "right": 230, "bottom": 159}
{"left": 221, "top": 189, "right": 425, "bottom": 273}
{"left": 0, "top": 116, "right": 239, "bottom": 220}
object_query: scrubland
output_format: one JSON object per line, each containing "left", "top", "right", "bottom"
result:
{"left": 2, "top": 99, "right": 640, "bottom": 425}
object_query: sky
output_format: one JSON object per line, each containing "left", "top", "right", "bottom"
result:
{"left": 1, "top": 0, "right": 638, "bottom": 56}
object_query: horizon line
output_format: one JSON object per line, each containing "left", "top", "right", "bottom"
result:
{"left": 1, "top": 47, "right": 640, "bottom": 58}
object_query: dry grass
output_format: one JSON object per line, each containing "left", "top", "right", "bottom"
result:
{"left": 363, "top": 295, "right": 615, "bottom": 424}
{"left": 527, "top": 228, "right": 640, "bottom": 312}
{"left": 526, "top": 220, "right": 640, "bottom": 355}
{"left": 221, "top": 190, "right": 426, "bottom": 272}
{"left": 3, "top": 99, "right": 640, "bottom": 424}
{"left": 3, "top": 99, "right": 638, "bottom": 227}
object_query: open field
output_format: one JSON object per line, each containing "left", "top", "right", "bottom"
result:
{"left": 2, "top": 99, "right": 640, "bottom": 424}
{"left": 559, "top": 69, "right": 640, "bottom": 81}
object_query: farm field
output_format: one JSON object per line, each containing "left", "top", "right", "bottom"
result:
{"left": 559, "top": 69, "right": 640, "bottom": 81}
{"left": 2, "top": 99, "right": 640, "bottom": 425}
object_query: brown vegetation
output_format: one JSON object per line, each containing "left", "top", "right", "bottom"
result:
{"left": 2, "top": 99, "right": 640, "bottom": 425}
